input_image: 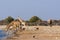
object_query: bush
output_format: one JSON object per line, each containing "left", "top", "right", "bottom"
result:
{"left": 29, "top": 16, "right": 42, "bottom": 23}
{"left": 5, "top": 16, "right": 14, "bottom": 23}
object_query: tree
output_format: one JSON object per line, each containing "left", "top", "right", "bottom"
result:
{"left": 29, "top": 16, "right": 42, "bottom": 23}
{"left": 5, "top": 16, "right": 14, "bottom": 23}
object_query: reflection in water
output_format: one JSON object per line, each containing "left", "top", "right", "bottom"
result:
{"left": 0, "top": 30, "right": 14, "bottom": 40}
{"left": 0, "top": 30, "right": 7, "bottom": 40}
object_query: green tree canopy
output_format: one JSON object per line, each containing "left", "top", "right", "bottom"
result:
{"left": 5, "top": 16, "right": 14, "bottom": 23}
{"left": 29, "top": 16, "right": 42, "bottom": 23}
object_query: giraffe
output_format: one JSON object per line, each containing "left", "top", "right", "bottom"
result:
{"left": 5, "top": 16, "right": 26, "bottom": 32}
{"left": 48, "top": 19, "right": 53, "bottom": 27}
{"left": 17, "top": 16, "right": 26, "bottom": 26}
{"left": 6, "top": 20, "right": 21, "bottom": 32}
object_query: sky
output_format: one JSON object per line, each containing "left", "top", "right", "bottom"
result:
{"left": 0, "top": 0, "right": 60, "bottom": 20}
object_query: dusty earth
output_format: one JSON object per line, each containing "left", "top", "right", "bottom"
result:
{"left": 6, "top": 26, "right": 60, "bottom": 40}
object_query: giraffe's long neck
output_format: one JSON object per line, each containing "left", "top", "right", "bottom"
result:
{"left": 18, "top": 17, "right": 23, "bottom": 23}
{"left": 17, "top": 17, "right": 25, "bottom": 26}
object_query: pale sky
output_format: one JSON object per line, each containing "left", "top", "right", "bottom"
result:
{"left": 0, "top": 0, "right": 60, "bottom": 20}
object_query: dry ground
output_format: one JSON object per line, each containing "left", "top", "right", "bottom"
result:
{"left": 6, "top": 26, "right": 60, "bottom": 40}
